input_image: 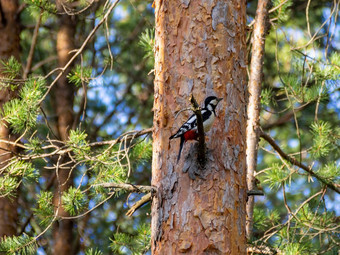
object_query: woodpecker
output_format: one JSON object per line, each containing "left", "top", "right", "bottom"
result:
{"left": 169, "top": 96, "right": 223, "bottom": 162}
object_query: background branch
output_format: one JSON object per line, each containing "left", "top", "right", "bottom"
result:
{"left": 23, "top": 9, "right": 43, "bottom": 79}
{"left": 246, "top": 0, "right": 270, "bottom": 240}
{"left": 259, "top": 130, "right": 340, "bottom": 194}
{"left": 94, "top": 182, "right": 156, "bottom": 193}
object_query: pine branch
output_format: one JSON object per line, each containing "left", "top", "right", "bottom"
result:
{"left": 262, "top": 104, "right": 308, "bottom": 130}
{"left": 0, "top": 128, "right": 153, "bottom": 160}
{"left": 90, "top": 128, "right": 153, "bottom": 147}
{"left": 189, "top": 94, "right": 206, "bottom": 165}
{"left": 259, "top": 130, "right": 340, "bottom": 194}
{"left": 93, "top": 183, "right": 156, "bottom": 193}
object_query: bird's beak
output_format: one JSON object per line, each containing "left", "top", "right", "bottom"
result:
{"left": 217, "top": 97, "right": 223, "bottom": 102}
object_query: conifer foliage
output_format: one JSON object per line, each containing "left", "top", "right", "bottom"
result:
{"left": 0, "top": 0, "right": 338, "bottom": 254}
{"left": 247, "top": 0, "right": 340, "bottom": 254}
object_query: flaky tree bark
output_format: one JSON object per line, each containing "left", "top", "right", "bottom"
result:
{"left": 52, "top": 3, "right": 76, "bottom": 254}
{"left": 245, "top": 0, "right": 270, "bottom": 240}
{"left": 151, "top": 0, "right": 248, "bottom": 254}
{"left": 0, "top": 0, "right": 20, "bottom": 238}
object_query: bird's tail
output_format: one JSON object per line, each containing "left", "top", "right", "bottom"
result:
{"left": 177, "top": 136, "right": 185, "bottom": 162}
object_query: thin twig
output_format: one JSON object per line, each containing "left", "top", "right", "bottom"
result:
{"left": 268, "top": 0, "right": 289, "bottom": 14}
{"left": 262, "top": 103, "right": 308, "bottom": 130}
{"left": 31, "top": 56, "right": 58, "bottom": 72}
{"left": 126, "top": 193, "right": 152, "bottom": 217}
{"left": 292, "top": 0, "right": 337, "bottom": 50}
{"left": 38, "top": 0, "right": 120, "bottom": 105}
{"left": 23, "top": 9, "right": 43, "bottom": 79}
{"left": 89, "top": 128, "right": 153, "bottom": 147}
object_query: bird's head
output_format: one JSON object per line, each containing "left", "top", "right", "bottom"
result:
{"left": 204, "top": 96, "right": 223, "bottom": 111}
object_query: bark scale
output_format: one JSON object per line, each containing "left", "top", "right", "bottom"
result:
{"left": 0, "top": 0, "right": 20, "bottom": 238}
{"left": 151, "top": 0, "right": 248, "bottom": 254}
{"left": 52, "top": 3, "right": 76, "bottom": 254}
{"left": 245, "top": 0, "right": 270, "bottom": 240}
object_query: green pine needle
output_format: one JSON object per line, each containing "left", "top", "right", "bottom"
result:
{"left": 0, "top": 56, "right": 21, "bottom": 80}
{"left": 139, "top": 29, "right": 155, "bottom": 61}
{"left": 282, "top": 243, "right": 308, "bottom": 255}
{"left": 32, "top": 191, "right": 54, "bottom": 226}
{"left": 62, "top": 187, "right": 87, "bottom": 216}
{"left": 8, "top": 160, "right": 38, "bottom": 182}
{"left": 0, "top": 176, "right": 19, "bottom": 197}
{"left": 0, "top": 234, "right": 37, "bottom": 255}
{"left": 25, "top": 137, "right": 43, "bottom": 154}
{"left": 85, "top": 248, "right": 103, "bottom": 255}
{"left": 24, "top": 0, "right": 57, "bottom": 14}
{"left": 271, "top": 0, "right": 292, "bottom": 23}
{"left": 311, "top": 121, "right": 334, "bottom": 158}
{"left": 253, "top": 207, "right": 280, "bottom": 231}
{"left": 67, "top": 129, "right": 91, "bottom": 160}
{"left": 261, "top": 88, "right": 275, "bottom": 107}
{"left": 130, "top": 139, "right": 152, "bottom": 164}
{"left": 1, "top": 77, "right": 46, "bottom": 133}
{"left": 67, "top": 65, "right": 92, "bottom": 87}
{"left": 263, "top": 163, "right": 291, "bottom": 190}
{"left": 317, "top": 162, "right": 340, "bottom": 183}
{"left": 0, "top": 160, "right": 37, "bottom": 197}
{"left": 110, "top": 223, "right": 151, "bottom": 255}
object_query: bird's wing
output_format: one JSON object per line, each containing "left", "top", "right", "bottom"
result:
{"left": 170, "top": 113, "right": 197, "bottom": 139}
{"left": 170, "top": 109, "right": 210, "bottom": 139}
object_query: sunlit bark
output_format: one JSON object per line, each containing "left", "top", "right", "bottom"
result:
{"left": 151, "top": 0, "right": 248, "bottom": 254}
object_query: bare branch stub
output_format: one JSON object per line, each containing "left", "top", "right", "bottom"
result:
{"left": 247, "top": 190, "right": 264, "bottom": 196}
{"left": 189, "top": 94, "right": 206, "bottom": 166}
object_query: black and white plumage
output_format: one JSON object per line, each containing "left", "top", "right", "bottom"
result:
{"left": 170, "top": 96, "right": 223, "bottom": 162}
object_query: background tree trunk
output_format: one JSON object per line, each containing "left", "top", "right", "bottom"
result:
{"left": 52, "top": 3, "right": 76, "bottom": 254}
{"left": 245, "top": 0, "right": 270, "bottom": 240}
{"left": 151, "top": 0, "right": 248, "bottom": 254}
{"left": 0, "top": 0, "right": 20, "bottom": 238}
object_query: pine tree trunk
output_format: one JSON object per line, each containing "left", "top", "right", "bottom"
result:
{"left": 246, "top": 0, "right": 270, "bottom": 240}
{"left": 151, "top": 0, "right": 248, "bottom": 254}
{"left": 52, "top": 5, "right": 76, "bottom": 254}
{"left": 0, "top": 0, "right": 20, "bottom": 238}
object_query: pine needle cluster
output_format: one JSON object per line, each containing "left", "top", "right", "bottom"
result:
{"left": 1, "top": 77, "right": 46, "bottom": 133}
{"left": 110, "top": 223, "right": 151, "bottom": 255}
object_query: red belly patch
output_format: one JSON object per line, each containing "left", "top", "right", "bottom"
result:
{"left": 184, "top": 130, "right": 198, "bottom": 141}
